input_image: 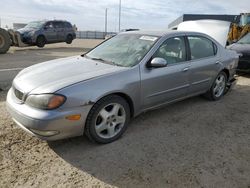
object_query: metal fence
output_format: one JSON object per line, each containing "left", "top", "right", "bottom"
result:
{"left": 76, "top": 31, "right": 116, "bottom": 39}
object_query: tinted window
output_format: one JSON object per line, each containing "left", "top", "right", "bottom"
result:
{"left": 64, "top": 22, "right": 72, "bottom": 28}
{"left": 188, "top": 36, "right": 216, "bottom": 60}
{"left": 153, "top": 37, "right": 186, "bottom": 64}
{"left": 53, "top": 21, "right": 64, "bottom": 28}
{"left": 45, "top": 21, "right": 54, "bottom": 28}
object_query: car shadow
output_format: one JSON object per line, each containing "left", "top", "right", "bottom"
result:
{"left": 48, "top": 84, "right": 250, "bottom": 187}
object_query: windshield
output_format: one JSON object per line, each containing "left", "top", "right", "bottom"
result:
{"left": 24, "top": 21, "right": 45, "bottom": 29}
{"left": 86, "top": 34, "right": 159, "bottom": 67}
{"left": 237, "top": 33, "right": 250, "bottom": 44}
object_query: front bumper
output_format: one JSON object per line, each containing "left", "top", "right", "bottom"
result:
{"left": 21, "top": 34, "right": 37, "bottom": 44}
{"left": 6, "top": 88, "right": 92, "bottom": 141}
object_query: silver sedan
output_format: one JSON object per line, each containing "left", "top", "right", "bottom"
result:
{"left": 6, "top": 31, "right": 239, "bottom": 143}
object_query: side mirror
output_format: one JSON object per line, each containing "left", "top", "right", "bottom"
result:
{"left": 149, "top": 58, "right": 167, "bottom": 68}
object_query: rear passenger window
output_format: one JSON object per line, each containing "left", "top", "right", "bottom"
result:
{"left": 64, "top": 22, "right": 72, "bottom": 28}
{"left": 153, "top": 37, "right": 186, "bottom": 64}
{"left": 53, "top": 21, "right": 64, "bottom": 28}
{"left": 188, "top": 36, "right": 217, "bottom": 60}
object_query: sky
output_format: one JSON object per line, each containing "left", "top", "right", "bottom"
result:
{"left": 0, "top": 0, "right": 249, "bottom": 32}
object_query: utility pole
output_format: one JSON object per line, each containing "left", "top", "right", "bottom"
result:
{"left": 105, "top": 8, "right": 108, "bottom": 34}
{"left": 118, "top": 0, "right": 121, "bottom": 32}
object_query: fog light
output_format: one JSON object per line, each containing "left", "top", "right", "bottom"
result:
{"left": 29, "top": 128, "right": 59, "bottom": 137}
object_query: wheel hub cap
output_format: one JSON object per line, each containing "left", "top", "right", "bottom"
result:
{"left": 213, "top": 74, "right": 226, "bottom": 98}
{"left": 95, "top": 103, "right": 126, "bottom": 139}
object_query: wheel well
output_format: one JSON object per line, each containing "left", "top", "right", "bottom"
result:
{"left": 36, "top": 35, "right": 46, "bottom": 41}
{"left": 67, "top": 34, "right": 72, "bottom": 38}
{"left": 111, "top": 93, "right": 134, "bottom": 117}
{"left": 221, "top": 69, "right": 229, "bottom": 80}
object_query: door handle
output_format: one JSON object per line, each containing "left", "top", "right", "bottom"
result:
{"left": 183, "top": 67, "right": 189, "bottom": 72}
{"left": 215, "top": 61, "right": 221, "bottom": 65}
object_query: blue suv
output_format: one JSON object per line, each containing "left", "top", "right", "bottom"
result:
{"left": 17, "top": 20, "right": 76, "bottom": 48}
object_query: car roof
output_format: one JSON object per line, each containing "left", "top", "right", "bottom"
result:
{"left": 46, "top": 20, "right": 69, "bottom": 23}
{"left": 119, "top": 30, "right": 208, "bottom": 37}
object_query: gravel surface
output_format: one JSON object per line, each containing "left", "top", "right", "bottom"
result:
{"left": 0, "top": 76, "right": 250, "bottom": 188}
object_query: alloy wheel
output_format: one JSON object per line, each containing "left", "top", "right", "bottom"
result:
{"left": 95, "top": 103, "right": 126, "bottom": 139}
{"left": 213, "top": 74, "right": 226, "bottom": 98}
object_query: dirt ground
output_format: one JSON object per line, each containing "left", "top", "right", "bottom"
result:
{"left": 0, "top": 75, "right": 250, "bottom": 188}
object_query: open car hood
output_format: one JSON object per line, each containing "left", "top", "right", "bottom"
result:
{"left": 177, "top": 20, "right": 231, "bottom": 47}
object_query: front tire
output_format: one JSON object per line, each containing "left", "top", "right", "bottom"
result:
{"left": 85, "top": 95, "right": 130, "bottom": 144}
{"left": 205, "top": 71, "right": 227, "bottom": 101}
{"left": 36, "top": 35, "right": 46, "bottom": 48}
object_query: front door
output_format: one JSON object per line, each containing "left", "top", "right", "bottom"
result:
{"left": 140, "top": 36, "right": 191, "bottom": 109}
{"left": 43, "top": 21, "right": 57, "bottom": 42}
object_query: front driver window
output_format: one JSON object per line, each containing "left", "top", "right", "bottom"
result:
{"left": 45, "top": 22, "right": 53, "bottom": 29}
{"left": 153, "top": 36, "right": 186, "bottom": 64}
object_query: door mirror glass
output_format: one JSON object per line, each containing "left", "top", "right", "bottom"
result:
{"left": 149, "top": 58, "right": 167, "bottom": 68}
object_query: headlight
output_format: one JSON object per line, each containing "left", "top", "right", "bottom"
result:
{"left": 25, "top": 94, "right": 66, "bottom": 110}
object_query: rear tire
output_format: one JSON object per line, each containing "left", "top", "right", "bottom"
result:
{"left": 36, "top": 35, "right": 46, "bottom": 48}
{"left": 0, "top": 28, "right": 11, "bottom": 54}
{"left": 85, "top": 95, "right": 130, "bottom": 144}
{"left": 205, "top": 71, "right": 227, "bottom": 101}
{"left": 66, "top": 34, "right": 73, "bottom": 44}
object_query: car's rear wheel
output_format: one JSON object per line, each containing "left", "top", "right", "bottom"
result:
{"left": 36, "top": 35, "right": 46, "bottom": 48}
{"left": 66, "top": 34, "right": 73, "bottom": 44}
{"left": 85, "top": 95, "right": 130, "bottom": 144}
{"left": 205, "top": 71, "right": 227, "bottom": 101}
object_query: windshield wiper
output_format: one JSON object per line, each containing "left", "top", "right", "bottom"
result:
{"left": 89, "top": 57, "right": 118, "bottom": 66}
{"left": 83, "top": 55, "right": 123, "bottom": 67}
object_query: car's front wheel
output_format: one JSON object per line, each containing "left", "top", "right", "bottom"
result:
{"left": 206, "top": 71, "right": 227, "bottom": 101}
{"left": 36, "top": 35, "right": 46, "bottom": 48}
{"left": 85, "top": 95, "right": 130, "bottom": 144}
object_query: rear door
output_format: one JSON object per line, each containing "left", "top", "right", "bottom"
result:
{"left": 186, "top": 35, "right": 221, "bottom": 94}
{"left": 64, "top": 22, "right": 73, "bottom": 37}
{"left": 53, "top": 21, "right": 66, "bottom": 41}
{"left": 140, "top": 36, "right": 191, "bottom": 109}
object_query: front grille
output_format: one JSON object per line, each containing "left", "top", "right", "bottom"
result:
{"left": 13, "top": 87, "right": 24, "bottom": 101}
